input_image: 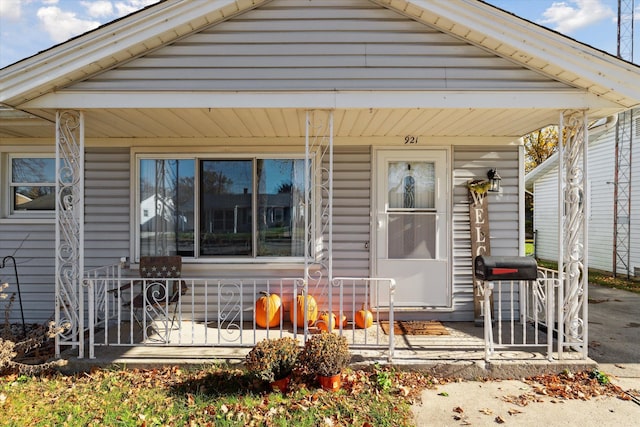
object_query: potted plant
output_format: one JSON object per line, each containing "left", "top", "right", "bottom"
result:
{"left": 299, "top": 332, "right": 351, "bottom": 391}
{"left": 244, "top": 337, "right": 300, "bottom": 392}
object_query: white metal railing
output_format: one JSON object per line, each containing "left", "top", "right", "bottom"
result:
{"left": 83, "top": 265, "right": 396, "bottom": 360}
{"left": 483, "top": 268, "right": 560, "bottom": 361}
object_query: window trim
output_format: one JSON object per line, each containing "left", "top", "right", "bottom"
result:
{"left": 134, "top": 152, "right": 315, "bottom": 264}
{"left": 3, "top": 152, "right": 56, "bottom": 220}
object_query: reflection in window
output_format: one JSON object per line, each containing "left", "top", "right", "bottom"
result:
{"left": 10, "top": 157, "right": 56, "bottom": 212}
{"left": 140, "top": 159, "right": 195, "bottom": 257}
{"left": 257, "top": 159, "right": 304, "bottom": 256}
{"left": 139, "top": 157, "right": 306, "bottom": 260}
{"left": 200, "top": 160, "right": 253, "bottom": 256}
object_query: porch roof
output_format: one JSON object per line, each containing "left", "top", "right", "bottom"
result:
{"left": 1, "top": 0, "right": 639, "bottom": 140}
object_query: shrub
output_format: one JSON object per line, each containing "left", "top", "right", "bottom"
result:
{"left": 299, "top": 332, "right": 351, "bottom": 377}
{"left": 244, "top": 337, "right": 300, "bottom": 383}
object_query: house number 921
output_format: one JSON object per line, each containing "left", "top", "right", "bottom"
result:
{"left": 404, "top": 136, "right": 418, "bottom": 144}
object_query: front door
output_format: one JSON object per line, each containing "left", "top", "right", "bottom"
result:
{"left": 375, "top": 150, "right": 449, "bottom": 308}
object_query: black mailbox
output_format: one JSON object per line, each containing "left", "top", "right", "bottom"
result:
{"left": 474, "top": 256, "right": 538, "bottom": 281}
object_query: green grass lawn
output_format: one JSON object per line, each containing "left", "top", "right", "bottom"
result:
{"left": 536, "top": 259, "right": 640, "bottom": 294}
{"left": 0, "top": 364, "right": 433, "bottom": 427}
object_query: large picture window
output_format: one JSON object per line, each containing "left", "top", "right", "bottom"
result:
{"left": 9, "top": 156, "right": 56, "bottom": 213}
{"left": 139, "top": 157, "right": 306, "bottom": 260}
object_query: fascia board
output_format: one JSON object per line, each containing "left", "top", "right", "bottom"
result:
{"left": 392, "top": 0, "right": 640, "bottom": 104}
{"left": 0, "top": 0, "right": 271, "bottom": 105}
{"left": 19, "top": 90, "right": 621, "bottom": 110}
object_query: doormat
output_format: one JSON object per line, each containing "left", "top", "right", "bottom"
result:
{"left": 379, "top": 320, "right": 449, "bottom": 336}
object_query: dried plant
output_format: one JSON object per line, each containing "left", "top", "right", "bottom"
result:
{"left": 245, "top": 337, "right": 301, "bottom": 383}
{"left": 299, "top": 332, "right": 351, "bottom": 377}
{"left": 0, "top": 282, "right": 67, "bottom": 375}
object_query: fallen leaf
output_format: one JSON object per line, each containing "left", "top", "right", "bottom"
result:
{"left": 495, "top": 415, "right": 505, "bottom": 423}
{"left": 508, "top": 408, "right": 523, "bottom": 415}
{"left": 438, "top": 392, "right": 449, "bottom": 396}
{"left": 186, "top": 393, "right": 195, "bottom": 407}
{"left": 479, "top": 408, "right": 493, "bottom": 415}
{"left": 453, "top": 406, "right": 464, "bottom": 413}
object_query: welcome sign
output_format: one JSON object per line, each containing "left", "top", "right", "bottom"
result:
{"left": 468, "top": 181, "right": 493, "bottom": 324}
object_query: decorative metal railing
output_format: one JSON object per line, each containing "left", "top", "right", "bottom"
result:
{"left": 483, "top": 267, "right": 564, "bottom": 361}
{"left": 83, "top": 265, "right": 396, "bottom": 360}
{"left": 85, "top": 264, "right": 584, "bottom": 363}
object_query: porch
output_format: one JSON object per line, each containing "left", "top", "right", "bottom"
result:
{"left": 66, "top": 318, "right": 595, "bottom": 379}
{"left": 70, "top": 263, "right": 596, "bottom": 375}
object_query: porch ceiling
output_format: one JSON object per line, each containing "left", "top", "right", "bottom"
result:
{"left": 1, "top": 106, "right": 615, "bottom": 140}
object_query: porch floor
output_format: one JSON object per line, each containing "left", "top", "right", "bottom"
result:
{"left": 63, "top": 321, "right": 596, "bottom": 379}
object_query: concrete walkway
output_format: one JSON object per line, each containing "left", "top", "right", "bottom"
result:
{"left": 411, "top": 283, "right": 640, "bottom": 426}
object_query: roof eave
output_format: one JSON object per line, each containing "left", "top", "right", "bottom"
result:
{"left": 373, "top": 0, "right": 640, "bottom": 108}
{"left": 2, "top": 0, "right": 639, "bottom": 110}
{"left": 0, "top": 0, "right": 271, "bottom": 106}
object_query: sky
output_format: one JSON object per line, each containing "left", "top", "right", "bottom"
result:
{"left": 0, "top": 0, "right": 639, "bottom": 68}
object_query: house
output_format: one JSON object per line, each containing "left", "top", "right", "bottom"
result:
{"left": 1, "top": 0, "right": 639, "bottom": 360}
{"left": 525, "top": 109, "right": 639, "bottom": 276}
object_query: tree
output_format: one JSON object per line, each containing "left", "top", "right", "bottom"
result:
{"left": 523, "top": 126, "right": 559, "bottom": 172}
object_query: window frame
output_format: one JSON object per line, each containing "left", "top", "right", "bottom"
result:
{"left": 134, "top": 152, "right": 315, "bottom": 264}
{"left": 3, "top": 153, "right": 56, "bottom": 220}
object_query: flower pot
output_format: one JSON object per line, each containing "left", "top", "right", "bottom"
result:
{"left": 270, "top": 375, "right": 291, "bottom": 393}
{"left": 317, "top": 373, "right": 341, "bottom": 392}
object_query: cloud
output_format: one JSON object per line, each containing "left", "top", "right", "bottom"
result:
{"left": 81, "top": 1, "right": 114, "bottom": 18}
{"left": 36, "top": 6, "right": 101, "bottom": 43}
{"left": 541, "top": 0, "right": 614, "bottom": 33}
{"left": 0, "top": 0, "right": 23, "bottom": 21}
{"left": 114, "top": 0, "right": 157, "bottom": 17}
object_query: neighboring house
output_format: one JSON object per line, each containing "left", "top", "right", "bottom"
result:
{"left": 1, "top": 0, "right": 639, "bottom": 358}
{"left": 525, "top": 110, "right": 639, "bottom": 276}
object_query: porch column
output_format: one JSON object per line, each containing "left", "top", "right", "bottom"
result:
{"left": 302, "top": 110, "right": 333, "bottom": 339}
{"left": 557, "top": 110, "right": 589, "bottom": 359}
{"left": 54, "top": 110, "right": 85, "bottom": 358}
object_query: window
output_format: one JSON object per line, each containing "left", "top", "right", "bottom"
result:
{"left": 9, "top": 156, "right": 56, "bottom": 213}
{"left": 139, "top": 157, "right": 307, "bottom": 260}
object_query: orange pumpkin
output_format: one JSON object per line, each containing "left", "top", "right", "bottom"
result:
{"left": 316, "top": 311, "right": 337, "bottom": 332}
{"left": 355, "top": 305, "right": 373, "bottom": 329}
{"left": 289, "top": 294, "right": 318, "bottom": 327}
{"left": 255, "top": 292, "right": 282, "bottom": 328}
{"left": 340, "top": 314, "right": 348, "bottom": 329}
{"left": 316, "top": 312, "right": 348, "bottom": 332}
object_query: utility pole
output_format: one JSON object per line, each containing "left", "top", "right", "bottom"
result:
{"left": 613, "top": 0, "right": 634, "bottom": 278}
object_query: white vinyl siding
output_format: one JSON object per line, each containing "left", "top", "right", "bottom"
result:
{"left": 586, "top": 132, "right": 615, "bottom": 272}
{"left": 450, "top": 146, "right": 520, "bottom": 322}
{"left": 329, "top": 147, "right": 371, "bottom": 279}
{"left": 71, "top": 0, "right": 571, "bottom": 93}
{"left": 531, "top": 128, "right": 618, "bottom": 272}
{"left": 0, "top": 148, "right": 130, "bottom": 323}
{"left": 632, "top": 115, "right": 640, "bottom": 276}
{"left": 0, "top": 224, "right": 55, "bottom": 324}
{"left": 532, "top": 166, "right": 560, "bottom": 263}
{"left": 84, "top": 148, "right": 131, "bottom": 269}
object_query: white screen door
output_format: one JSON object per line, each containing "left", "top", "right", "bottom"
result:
{"left": 375, "top": 150, "right": 449, "bottom": 308}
